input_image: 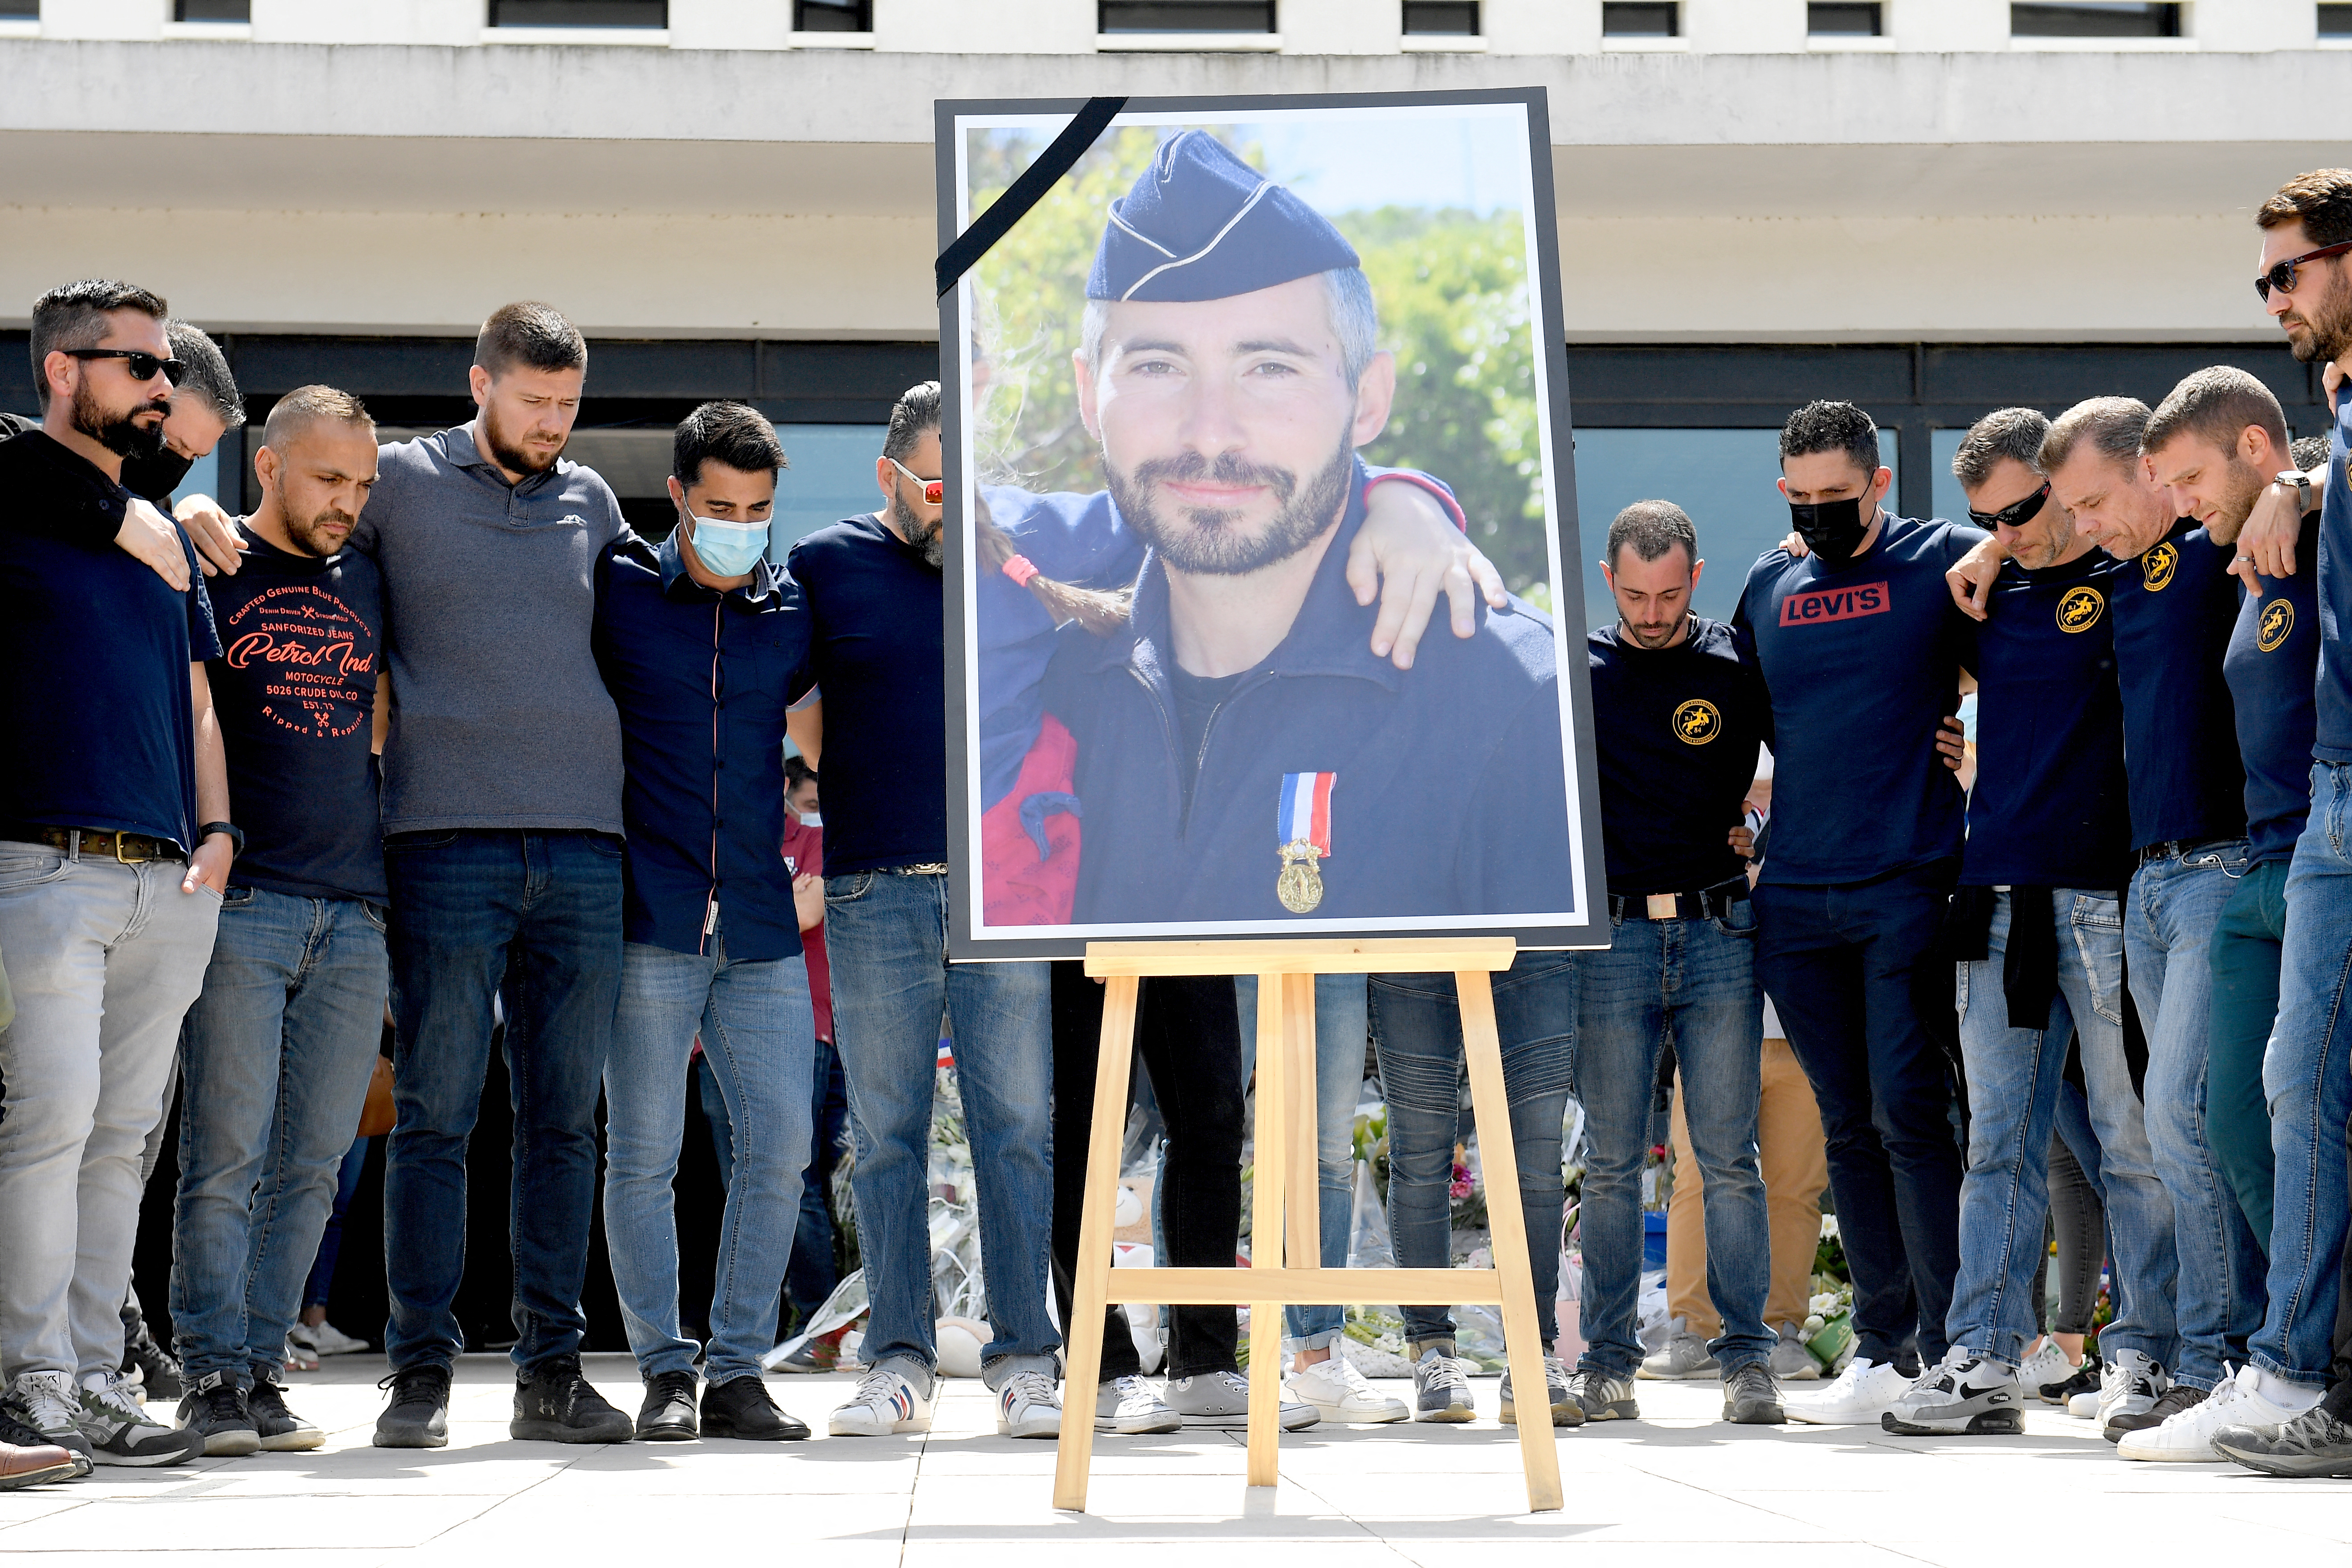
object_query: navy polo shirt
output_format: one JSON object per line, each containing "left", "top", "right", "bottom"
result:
{"left": 1586, "top": 617, "right": 1767, "bottom": 895}
{"left": 787, "top": 515, "right": 946, "bottom": 875}
{"left": 594, "top": 531, "right": 813, "bottom": 962}
{"left": 0, "top": 430, "right": 221, "bottom": 850}
{"left": 1733, "top": 512, "right": 1983, "bottom": 886}
{"left": 1041, "top": 467, "right": 1572, "bottom": 925}
{"left": 2108, "top": 518, "right": 2245, "bottom": 850}
{"left": 2225, "top": 509, "right": 2323, "bottom": 866}
{"left": 2319, "top": 395, "right": 2352, "bottom": 765}
{"left": 1961, "top": 549, "right": 2133, "bottom": 889}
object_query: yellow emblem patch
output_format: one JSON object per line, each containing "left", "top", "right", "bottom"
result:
{"left": 2258, "top": 598, "right": 2295, "bottom": 653}
{"left": 2141, "top": 541, "right": 2178, "bottom": 592}
{"left": 1673, "top": 698, "right": 1722, "bottom": 745}
{"left": 2057, "top": 585, "right": 2105, "bottom": 633}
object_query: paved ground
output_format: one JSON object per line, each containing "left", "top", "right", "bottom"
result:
{"left": 5, "top": 1353, "right": 2351, "bottom": 1566}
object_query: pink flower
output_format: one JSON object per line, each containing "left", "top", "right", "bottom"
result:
{"left": 1449, "top": 1161, "right": 1474, "bottom": 1200}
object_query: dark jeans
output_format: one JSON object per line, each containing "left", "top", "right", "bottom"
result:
{"left": 381, "top": 829, "right": 623, "bottom": 1376}
{"left": 2209, "top": 857, "right": 2289, "bottom": 1260}
{"left": 1049, "top": 963, "right": 1242, "bottom": 1381}
{"left": 1754, "top": 860, "right": 1962, "bottom": 1371}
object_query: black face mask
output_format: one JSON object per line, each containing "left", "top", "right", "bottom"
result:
{"left": 1788, "top": 496, "right": 1870, "bottom": 566}
{"left": 118, "top": 447, "right": 196, "bottom": 505}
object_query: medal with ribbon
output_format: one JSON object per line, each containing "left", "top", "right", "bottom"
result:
{"left": 1275, "top": 772, "right": 1335, "bottom": 913}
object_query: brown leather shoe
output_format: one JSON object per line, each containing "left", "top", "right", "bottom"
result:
{"left": 0, "top": 1439, "right": 85, "bottom": 1490}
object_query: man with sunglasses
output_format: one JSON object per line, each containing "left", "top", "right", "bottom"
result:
{"left": 0, "top": 279, "right": 229, "bottom": 1467}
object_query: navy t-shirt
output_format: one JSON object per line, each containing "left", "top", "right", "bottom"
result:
{"left": 2109, "top": 518, "right": 2246, "bottom": 850}
{"left": 204, "top": 534, "right": 386, "bottom": 901}
{"left": 787, "top": 514, "right": 946, "bottom": 875}
{"left": 2225, "top": 509, "right": 2323, "bottom": 866}
{"left": 2319, "top": 395, "right": 2352, "bottom": 765}
{"left": 0, "top": 431, "right": 221, "bottom": 850}
{"left": 1586, "top": 617, "right": 1767, "bottom": 894}
{"left": 1733, "top": 513, "right": 1983, "bottom": 886}
{"left": 1961, "top": 549, "right": 2133, "bottom": 889}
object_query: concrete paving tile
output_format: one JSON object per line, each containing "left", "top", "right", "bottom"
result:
{"left": 0, "top": 1494, "right": 498, "bottom": 1552}
{"left": 541, "top": 1437, "right": 921, "bottom": 1494}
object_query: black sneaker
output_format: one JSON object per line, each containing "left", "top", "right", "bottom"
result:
{"left": 512, "top": 1358, "right": 633, "bottom": 1445}
{"left": 2107, "top": 1380, "right": 2203, "bottom": 1441}
{"left": 246, "top": 1371, "right": 324, "bottom": 1452}
{"left": 121, "top": 1335, "right": 184, "bottom": 1404}
{"left": 2213, "top": 1403, "right": 2352, "bottom": 1478}
{"left": 2043, "top": 1360, "right": 2100, "bottom": 1406}
{"left": 636, "top": 1370, "right": 699, "bottom": 1441}
{"left": 1722, "top": 1362, "right": 1786, "bottom": 1425}
{"left": 0, "top": 1403, "right": 90, "bottom": 1482}
{"left": 373, "top": 1365, "right": 452, "bottom": 1450}
{"left": 175, "top": 1372, "right": 260, "bottom": 1457}
{"left": 702, "top": 1375, "right": 810, "bottom": 1441}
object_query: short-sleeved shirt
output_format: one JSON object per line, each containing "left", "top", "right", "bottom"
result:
{"left": 0, "top": 430, "right": 221, "bottom": 850}
{"left": 780, "top": 816, "right": 831, "bottom": 1039}
{"left": 2225, "top": 509, "right": 2323, "bottom": 866}
{"left": 204, "top": 534, "right": 387, "bottom": 901}
{"left": 1585, "top": 617, "right": 1767, "bottom": 895}
{"left": 594, "top": 531, "right": 813, "bottom": 963}
{"left": 1732, "top": 512, "right": 1984, "bottom": 886}
{"left": 1961, "top": 549, "right": 2133, "bottom": 889}
{"left": 2318, "top": 395, "right": 2352, "bottom": 764}
{"left": 787, "top": 515, "right": 948, "bottom": 875}
{"left": 2108, "top": 518, "right": 2246, "bottom": 849}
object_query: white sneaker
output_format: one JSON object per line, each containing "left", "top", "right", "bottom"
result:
{"left": 993, "top": 1369, "right": 1061, "bottom": 1439}
{"left": 2117, "top": 1365, "right": 2321, "bottom": 1462}
{"left": 1784, "top": 1357, "right": 1914, "bottom": 1426}
{"left": 288, "top": 1320, "right": 370, "bottom": 1357}
{"left": 827, "top": 1364, "right": 933, "bottom": 1437}
{"left": 2013, "top": 1340, "right": 2076, "bottom": 1401}
{"left": 4, "top": 1372, "right": 93, "bottom": 1460}
{"left": 1286, "top": 1354, "right": 1407, "bottom": 1424}
{"left": 2093, "top": 1349, "right": 2168, "bottom": 1436}
{"left": 1095, "top": 1374, "right": 1180, "bottom": 1434}
{"left": 1164, "top": 1370, "right": 1318, "bottom": 1431}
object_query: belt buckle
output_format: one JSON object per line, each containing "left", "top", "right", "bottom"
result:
{"left": 111, "top": 833, "right": 152, "bottom": 865}
{"left": 1645, "top": 893, "right": 1678, "bottom": 920}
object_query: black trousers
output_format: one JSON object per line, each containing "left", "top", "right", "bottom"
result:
{"left": 1049, "top": 962, "right": 1243, "bottom": 1382}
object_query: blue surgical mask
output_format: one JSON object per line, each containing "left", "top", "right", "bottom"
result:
{"left": 685, "top": 510, "right": 770, "bottom": 577}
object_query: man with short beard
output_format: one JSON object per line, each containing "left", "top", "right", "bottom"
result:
{"left": 167, "top": 387, "right": 388, "bottom": 1460}
{"left": 0, "top": 279, "right": 230, "bottom": 1468}
{"left": 351, "top": 301, "right": 634, "bottom": 1450}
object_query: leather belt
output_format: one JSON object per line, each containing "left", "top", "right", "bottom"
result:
{"left": 1610, "top": 876, "right": 1749, "bottom": 923}
{"left": 0, "top": 824, "right": 188, "bottom": 864}
{"left": 2139, "top": 837, "right": 2234, "bottom": 866}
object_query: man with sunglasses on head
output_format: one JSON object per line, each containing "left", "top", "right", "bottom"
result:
{"left": 0, "top": 280, "right": 230, "bottom": 1468}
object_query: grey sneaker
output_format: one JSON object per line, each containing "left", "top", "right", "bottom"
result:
{"left": 2214, "top": 1401, "right": 2352, "bottom": 1478}
{"left": 1164, "top": 1371, "right": 1316, "bottom": 1430}
{"left": 1500, "top": 1356, "right": 1583, "bottom": 1427}
{"left": 1567, "top": 1367, "right": 1640, "bottom": 1422}
{"left": 1878, "top": 1348, "right": 2021, "bottom": 1437}
{"left": 1770, "top": 1324, "right": 1821, "bottom": 1382}
{"left": 1722, "top": 1361, "right": 1785, "bottom": 1425}
{"left": 1095, "top": 1374, "right": 1180, "bottom": 1434}
{"left": 74, "top": 1371, "right": 203, "bottom": 1466}
{"left": 1408, "top": 1342, "right": 1476, "bottom": 1424}
{"left": 1637, "top": 1320, "right": 1720, "bottom": 1380}
{"left": 4, "top": 1372, "right": 93, "bottom": 1462}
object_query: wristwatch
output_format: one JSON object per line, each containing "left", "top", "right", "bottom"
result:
{"left": 2277, "top": 469, "right": 2315, "bottom": 514}
{"left": 200, "top": 821, "right": 244, "bottom": 857}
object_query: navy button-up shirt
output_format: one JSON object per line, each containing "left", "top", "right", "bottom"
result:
{"left": 593, "top": 531, "right": 813, "bottom": 962}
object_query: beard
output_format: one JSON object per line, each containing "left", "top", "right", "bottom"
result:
{"left": 1621, "top": 616, "right": 1685, "bottom": 649}
{"left": 1107, "top": 432, "right": 1353, "bottom": 577}
{"left": 2207, "top": 455, "right": 2271, "bottom": 537}
{"left": 71, "top": 379, "right": 167, "bottom": 461}
{"left": 2015, "top": 511, "right": 2079, "bottom": 571}
{"left": 285, "top": 505, "right": 356, "bottom": 558}
{"left": 2284, "top": 276, "right": 2352, "bottom": 364}
{"left": 480, "top": 403, "right": 565, "bottom": 476}
{"left": 891, "top": 490, "right": 943, "bottom": 570}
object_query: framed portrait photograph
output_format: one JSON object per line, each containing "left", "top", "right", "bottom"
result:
{"left": 938, "top": 87, "right": 1605, "bottom": 960}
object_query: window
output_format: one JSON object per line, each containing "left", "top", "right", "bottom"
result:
{"left": 2010, "top": 3, "right": 2180, "bottom": 37}
{"left": 2322, "top": 3, "right": 2352, "bottom": 35}
{"left": 1601, "top": 3, "right": 1677, "bottom": 37}
{"left": 1402, "top": 1, "right": 1478, "bottom": 34}
{"left": 794, "top": 0, "right": 870, "bottom": 29}
{"left": 1099, "top": 1, "right": 1276, "bottom": 30}
{"left": 486, "top": 0, "right": 666, "bottom": 26}
{"left": 1808, "top": 2, "right": 1881, "bottom": 35}
{"left": 173, "top": 0, "right": 249, "bottom": 18}
{"left": 0, "top": 0, "right": 37, "bottom": 16}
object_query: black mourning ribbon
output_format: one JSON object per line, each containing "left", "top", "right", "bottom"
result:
{"left": 935, "top": 96, "right": 1128, "bottom": 299}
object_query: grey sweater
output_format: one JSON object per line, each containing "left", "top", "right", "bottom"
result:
{"left": 351, "top": 425, "right": 629, "bottom": 836}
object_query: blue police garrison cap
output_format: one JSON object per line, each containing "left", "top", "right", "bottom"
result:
{"left": 1087, "top": 130, "right": 1360, "bottom": 304}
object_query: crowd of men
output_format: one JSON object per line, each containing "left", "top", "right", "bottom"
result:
{"left": 1, "top": 158, "right": 2351, "bottom": 1490}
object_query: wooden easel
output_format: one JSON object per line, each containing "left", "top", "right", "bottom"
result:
{"left": 1052, "top": 936, "right": 1563, "bottom": 1514}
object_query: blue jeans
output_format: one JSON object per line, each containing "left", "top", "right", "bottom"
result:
{"left": 2252, "top": 765, "right": 2352, "bottom": 1387}
{"left": 1369, "top": 952, "right": 1573, "bottom": 1348}
{"left": 604, "top": 929, "right": 813, "bottom": 1385}
{"left": 1753, "top": 860, "right": 1962, "bottom": 1370}
{"left": 171, "top": 888, "right": 388, "bottom": 1385}
{"left": 304, "top": 1133, "right": 370, "bottom": 1311}
{"left": 2127, "top": 839, "right": 2263, "bottom": 1390}
{"left": 1235, "top": 973, "right": 1366, "bottom": 1350}
{"left": 382, "top": 829, "right": 622, "bottom": 1376}
{"left": 1576, "top": 902, "right": 1773, "bottom": 1378}
{"left": 823, "top": 870, "right": 1056, "bottom": 1387}
{"left": 1948, "top": 889, "right": 2175, "bottom": 1369}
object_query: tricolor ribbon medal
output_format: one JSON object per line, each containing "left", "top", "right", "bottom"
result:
{"left": 1276, "top": 772, "right": 1335, "bottom": 914}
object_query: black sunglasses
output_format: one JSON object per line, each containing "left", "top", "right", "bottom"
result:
{"left": 1968, "top": 482, "right": 2050, "bottom": 531}
{"left": 64, "top": 347, "right": 188, "bottom": 386}
{"left": 2255, "top": 240, "right": 2352, "bottom": 303}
